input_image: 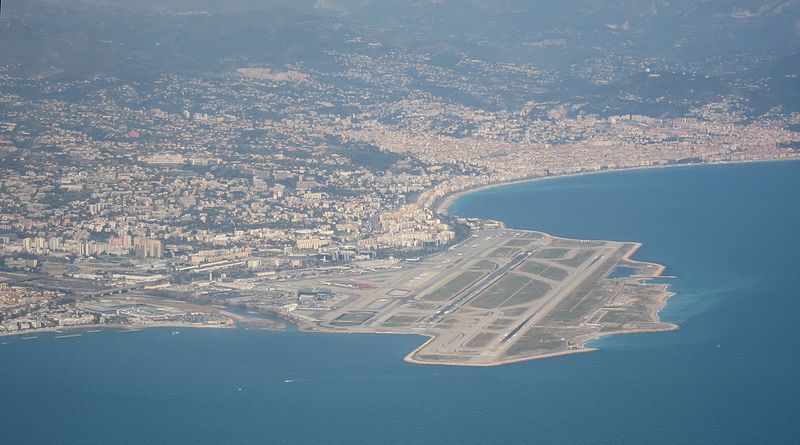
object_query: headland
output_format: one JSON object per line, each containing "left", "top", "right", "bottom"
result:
{"left": 277, "top": 227, "right": 675, "bottom": 366}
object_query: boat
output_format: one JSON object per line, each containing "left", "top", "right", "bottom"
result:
{"left": 55, "top": 334, "right": 82, "bottom": 339}
{"left": 171, "top": 331, "right": 180, "bottom": 335}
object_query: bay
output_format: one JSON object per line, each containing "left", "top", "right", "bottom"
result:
{"left": 2, "top": 161, "right": 798, "bottom": 444}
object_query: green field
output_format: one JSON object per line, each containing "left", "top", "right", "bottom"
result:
{"left": 381, "top": 314, "right": 421, "bottom": 327}
{"left": 331, "top": 311, "right": 376, "bottom": 326}
{"left": 599, "top": 311, "right": 626, "bottom": 324}
{"left": 520, "top": 261, "right": 569, "bottom": 281}
{"left": 534, "top": 248, "right": 569, "bottom": 259}
{"left": 503, "top": 239, "right": 531, "bottom": 247}
{"left": 422, "top": 271, "right": 485, "bottom": 301}
{"left": 470, "top": 273, "right": 531, "bottom": 309}
{"left": 559, "top": 249, "right": 595, "bottom": 267}
{"left": 489, "top": 247, "right": 520, "bottom": 257}
{"left": 501, "top": 280, "right": 552, "bottom": 307}
{"left": 384, "top": 315, "right": 420, "bottom": 323}
{"left": 489, "top": 318, "right": 515, "bottom": 329}
{"left": 519, "top": 262, "right": 548, "bottom": 275}
{"left": 465, "top": 332, "right": 499, "bottom": 348}
{"left": 505, "top": 330, "right": 565, "bottom": 357}
{"left": 470, "top": 259, "right": 497, "bottom": 271}
{"left": 540, "top": 266, "right": 569, "bottom": 281}
{"left": 546, "top": 285, "right": 614, "bottom": 324}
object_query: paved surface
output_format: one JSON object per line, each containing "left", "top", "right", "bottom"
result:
{"left": 280, "top": 228, "right": 675, "bottom": 366}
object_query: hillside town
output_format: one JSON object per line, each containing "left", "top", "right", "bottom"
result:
{"left": 1, "top": 54, "right": 799, "bottom": 334}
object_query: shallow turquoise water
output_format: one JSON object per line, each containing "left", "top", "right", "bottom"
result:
{"left": 2, "top": 161, "right": 798, "bottom": 444}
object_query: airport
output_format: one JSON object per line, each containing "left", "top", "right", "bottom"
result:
{"left": 276, "top": 228, "right": 676, "bottom": 366}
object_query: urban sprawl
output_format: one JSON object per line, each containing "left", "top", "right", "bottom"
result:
{"left": 1, "top": 54, "right": 799, "bottom": 335}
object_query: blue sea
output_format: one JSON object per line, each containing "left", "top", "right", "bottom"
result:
{"left": 2, "top": 161, "right": 799, "bottom": 444}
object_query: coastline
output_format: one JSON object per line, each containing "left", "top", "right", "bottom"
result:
{"left": 0, "top": 321, "right": 235, "bottom": 339}
{"left": 407, "top": 158, "right": 800, "bottom": 366}
{"left": 398, "top": 232, "right": 677, "bottom": 367}
{"left": 282, "top": 155, "right": 800, "bottom": 367}
{"left": 290, "top": 226, "right": 680, "bottom": 368}
{"left": 7, "top": 157, "right": 796, "bottom": 365}
{"left": 434, "top": 157, "right": 800, "bottom": 216}
{"left": 0, "top": 306, "right": 287, "bottom": 339}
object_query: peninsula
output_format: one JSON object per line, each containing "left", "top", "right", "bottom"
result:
{"left": 276, "top": 226, "right": 674, "bottom": 366}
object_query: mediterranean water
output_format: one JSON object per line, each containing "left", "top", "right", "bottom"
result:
{"left": 2, "top": 161, "right": 799, "bottom": 444}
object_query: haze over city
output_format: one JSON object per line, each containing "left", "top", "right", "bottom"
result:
{"left": 1, "top": 1, "right": 799, "bottom": 443}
